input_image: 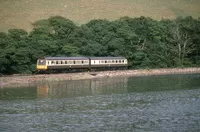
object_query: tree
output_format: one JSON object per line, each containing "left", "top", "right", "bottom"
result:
{"left": 48, "top": 16, "right": 77, "bottom": 39}
{"left": 61, "top": 45, "right": 79, "bottom": 56}
{"left": 169, "top": 17, "right": 196, "bottom": 66}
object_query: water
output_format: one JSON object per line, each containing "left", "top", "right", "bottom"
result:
{"left": 0, "top": 74, "right": 200, "bottom": 131}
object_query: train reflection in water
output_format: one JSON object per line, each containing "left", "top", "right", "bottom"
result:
{"left": 1, "top": 74, "right": 199, "bottom": 100}
{"left": 37, "top": 77, "right": 128, "bottom": 98}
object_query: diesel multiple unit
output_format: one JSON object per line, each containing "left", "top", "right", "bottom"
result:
{"left": 37, "top": 57, "right": 128, "bottom": 71}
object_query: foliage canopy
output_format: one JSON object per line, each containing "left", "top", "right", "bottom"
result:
{"left": 0, "top": 16, "right": 200, "bottom": 74}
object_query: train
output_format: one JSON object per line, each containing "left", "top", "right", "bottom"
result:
{"left": 36, "top": 56, "right": 128, "bottom": 72}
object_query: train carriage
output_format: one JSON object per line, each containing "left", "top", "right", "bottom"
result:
{"left": 89, "top": 57, "right": 128, "bottom": 69}
{"left": 37, "top": 57, "right": 90, "bottom": 71}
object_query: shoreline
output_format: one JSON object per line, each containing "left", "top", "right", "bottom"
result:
{"left": 1, "top": 68, "right": 200, "bottom": 88}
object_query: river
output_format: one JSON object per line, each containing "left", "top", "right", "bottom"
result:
{"left": 0, "top": 74, "right": 200, "bottom": 131}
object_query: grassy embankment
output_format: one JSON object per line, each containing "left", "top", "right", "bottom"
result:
{"left": 0, "top": 0, "right": 200, "bottom": 32}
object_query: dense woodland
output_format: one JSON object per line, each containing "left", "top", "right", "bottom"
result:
{"left": 0, "top": 16, "right": 200, "bottom": 74}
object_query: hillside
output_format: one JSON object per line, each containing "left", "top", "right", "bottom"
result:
{"left": 0, "top": 0, "right": 200, "bottom": 32}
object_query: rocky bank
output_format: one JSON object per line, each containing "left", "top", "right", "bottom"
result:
{"left": 1, "top": 68, "right": 200, "bottom": 88}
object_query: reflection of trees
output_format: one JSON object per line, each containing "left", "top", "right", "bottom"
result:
{"left": 0, "top": 87, "right": 37, "bottom": 100}
{"left": 91, "top": 77, "right": 128, "bottom": 95}
{"left": 127, "top": 74, "right": 200, "bottom": 92}
{"left": 37, "top": 77, "right": 128, "bottom": 98}
{"left": 2, "top": 74, "right": 199, "bottom": 99}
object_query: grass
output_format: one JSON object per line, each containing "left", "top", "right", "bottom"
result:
{"left": 0, "top": 0, "right": 200, "bottom": 32}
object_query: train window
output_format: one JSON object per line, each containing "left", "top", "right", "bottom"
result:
{"left": 73, "top": 61, "right": 76, "bottom": 64}
{"left": 65, "top": 61, "right": 67, "bottom": 64}
{"left": 61, "top": 61, "right": 63, "bottom": 64}
{"left": 105, "top": 60, "right": 107, "bottom": 63}
{"left": 94, "top": 61, "right": 95, "bottom": 64}
{"left": 122, "top": 60, "right": 124, "bottom": 63}
{"left": 99, "top": 61, "right": 100, "bottom": 63}
{"left": 119, "top": 60, "right": 121, "bottom": 63}
{"left": 38, "top": 60, "right": 46, "bottom": 65}
{"left": 56, "top": 61, "right": 58, "bottom": 64}
{"left": 112, "top": 60, "right": 114, "bottom": 63}
{"left": 116, "top": 60, "right": 118, "bottom": 63}
{"left": 82, "top": 61, "right": 84, "bottom": 64}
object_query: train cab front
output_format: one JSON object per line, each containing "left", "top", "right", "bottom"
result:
{"left": 37, "top": 58, "right": 47, "bottom": 71}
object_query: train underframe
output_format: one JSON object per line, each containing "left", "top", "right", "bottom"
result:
{"left": 37, "top": 65, "right": 127, "bottom": 74}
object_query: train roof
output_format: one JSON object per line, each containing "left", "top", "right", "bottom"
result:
{"left": 41, "top": 57, "right": 89, "bottom": 60}
{"left": 90, "top": 57, "right": 126, "bottom": 60}
{"left": 39, "top": 56, "right": 127, "bottom": 60}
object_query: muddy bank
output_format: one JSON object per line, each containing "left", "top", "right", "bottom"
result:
{"left": 1, "top": 68, "right": 200, "bottom": 88}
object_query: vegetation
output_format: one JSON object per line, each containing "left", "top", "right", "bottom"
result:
{"left": 0, "top": 16, "right": 200, "bottom": 74}
{"left": 1, "top": 0, "right": 200, "bottom": 32}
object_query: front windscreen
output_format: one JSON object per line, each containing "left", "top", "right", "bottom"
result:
{"left": 37, "top": 59, "right": 46, "bottom": 65}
